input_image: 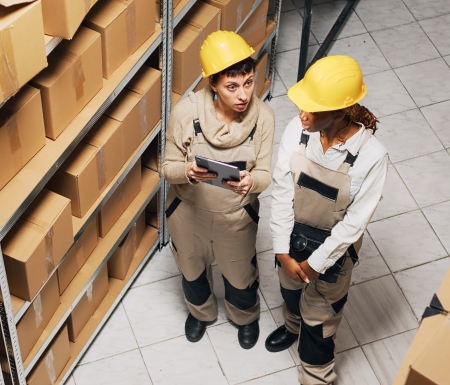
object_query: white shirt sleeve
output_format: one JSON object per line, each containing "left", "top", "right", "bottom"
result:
{"left": 270, "top": 117, "right": 302, "bottom": 254}
{"left": 308, "top": 145, "right": 388, "bottom": 274}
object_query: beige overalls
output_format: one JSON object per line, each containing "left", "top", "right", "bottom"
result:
{"left": 279, "top": 129, "right": 371, "bottom": 385}
{"left": 165, "top": 93, "right": 261, "bottom": 326}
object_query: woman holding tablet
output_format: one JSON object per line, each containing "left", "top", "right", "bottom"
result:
{"left": 267, "top": 55, "right": 388, "bottom": 384}
{"left": 162, "top": 31, "right": 275, "bottom": 349}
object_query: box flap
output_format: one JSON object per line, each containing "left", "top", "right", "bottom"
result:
{"left": 56, "top": 26, "right": 101, "bottom": 56}
{"left": 0, "top": 0, "right": 37, "bottom": 27}
{"left": 0, "top": 0, "right": 34, "bottom": 6}
{"left": 104, "top": 90, "right": 141, "bottom": 122}
{"left": 61, "top": 142, "right": 98, "bottom": 176}
{"left": 0, "top": 84, "right": 39, "bottom": 117}
{"left": 127, "top": 66, "right": 161, "bottom": 95}
{"left": 22, "top": 189, "right": 71, "bottom": 230}
{"left": 31, "top": 53, "right": 72, "bottom": 88}
{"left": 184, "top": 1, "right": 221, "bottom": 29}
{"left": 83, "top": 116, "right": 121, "bottom": 149}
{"left": 174, "top": 23, "right": 202, "bottom": 52}
{"left": 84, "top": 0, "right": 127, "bottom": 28}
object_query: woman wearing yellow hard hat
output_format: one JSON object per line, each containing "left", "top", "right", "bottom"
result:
{"left": 162, "top": 31, "right": 275, "bottom": 349}
{"left": 266, "top": 55, "right": 388, "bottom": 384}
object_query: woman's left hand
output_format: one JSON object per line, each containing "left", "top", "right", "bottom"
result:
{"left": 222, "top": 171, "right": 253, "bottom": 196}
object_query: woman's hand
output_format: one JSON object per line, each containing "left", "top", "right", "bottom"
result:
{"left": 223, "top": 170, "right": 253, "bottom": 196}
{"left": 277, "top": 254, "right": 310, "bottom": 283}
{"left": 299, "top": 260, "right": 320, "bottom": 282}
{"left": 185, "top": 161, "right": 217, "bottom": 182}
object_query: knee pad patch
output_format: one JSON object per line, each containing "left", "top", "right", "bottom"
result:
{"left": 182, "top": 268, "right": 211, "bottom": 306}
{"left": 223, "top": 275, "right": 259, "bottom": 310}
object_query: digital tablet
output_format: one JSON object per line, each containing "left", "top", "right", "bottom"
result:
{"left": 195, "top": 155, "right": 241, "bottom": 188}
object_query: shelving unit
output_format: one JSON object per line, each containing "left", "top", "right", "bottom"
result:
{"left": 0, "top": 0, "right": 282, "bottom": 382}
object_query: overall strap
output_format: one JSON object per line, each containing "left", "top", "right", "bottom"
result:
{"left": 338, "top": 129, "right": 373, "bottom": 173}
{"left": 248, "top": 124, "right": 257, "bottom": 141}
{"left": 188, "top": 91, "right": 202, "bottom": 136}
{"left": 299, "top": 130, "right": 309, "bottom": 155}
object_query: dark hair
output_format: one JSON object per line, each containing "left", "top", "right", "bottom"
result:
{"left": 343, "top": 103, "right": 379, "bottom": 133}
{"left": 210, "top": 57, "right": 256, "bottom": 84}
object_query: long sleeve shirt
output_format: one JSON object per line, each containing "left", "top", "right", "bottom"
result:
{"left": 270, "top": 115, "right": 388, "bottom": 274}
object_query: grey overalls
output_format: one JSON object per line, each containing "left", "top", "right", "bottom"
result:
{"left": 279, "top": 129, "right": 371, "bottom": 385}
{"left": 165, "top": 93, "right": 261, "bottom": 326}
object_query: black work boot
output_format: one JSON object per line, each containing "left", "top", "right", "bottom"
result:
{"left": 265, "top": 325, "right": 298, "bottom": 352}
{"left": 185, "top": 313, "right": 207, "bottom": 342}
{"left": 238, "top": 319, "right": 260, "bottom": 349}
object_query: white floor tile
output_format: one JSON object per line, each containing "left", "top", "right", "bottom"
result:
{"left": 354, "top": 0, "right": 415, "bottom": 32}
{"left": 79, "top": 303, "right": 138, "bottom": 365}
{"left": 371, "top": 22, "right": 440, "bottom": 68}
{"left": 256, "top": 197, "right": 273, "bottom": 254}
{"left": 140, "top": 335, "right": 228, "bottom": 385}
{"left": 419, "top": 14, "right": 450, "bottom": 56}
{"left": 421, "top": 100, "right": 450, "bottom": 148}
{"left": 131, "top": 245, "right": 180, "bottom": 289}
{"left": 444, "top": 55, "right": 450, "bottom": 67}
{"left": 207, "top": 311, "right": 296, "bottom": 385}
{"left": 395, "top": 150, "right": 450, "bottom": 207}
{"left": 329, "top": 33, "right": 391, "bottom": 76}
{"left": 335, "top": 347, "right": 380, "bottom": 385}
{"left": 309, "top": 1, "right": 367, "bottom": 43}
{"left": 73, "top": 350, "right": 153, "bottom": 385}
{"left": 402, "top": 0, "right": 450, "bottom": 20}
{"left": 362, "top": 330, "right": 416, "bottom": 385}
{"left": 361, "top": 70, "right": 416, "bottom": 118}
{"left": 258, "top": 250, "right": 283, "bottom": 310}
{"left": 423, "top": 201, "right": 450, "bottom": 253}
{"left": 277, "top": 10, "right": 317, "bottom": 53}
{"left": 371, "top": 165, "right": 418, "bottom": 222}
{"left": 368, "top": 210, "right": 447, "bottom": 272}
{"left": 123, "top": 276, "right": 187, "bottom": 347}
{"left": 63, "top": 376, "right": 75, "bottom": 385}
{"left": 335, "top": 316, "right": 359, "bottom": 353}
{"left": 395, "top": 58, "right": 450, "bottom": 107}
{"left": 266, "top": 95, "right": 298, "bottom": 143}
{"left": 394, "top": 257, "right": 450, "bottom": 319}
{"left": 239, "top": 367, "right": 300, "bottom": 385}
{"left": 376, "top": 109, "right": 444, "bottom": 163}
{"left": 345, "top": 275, "right": 418, "bottom": 344}
{"left": 351, "top": 231, "right": 390, "bottom": 285}
{"left": 272, "top": 69, "right": 287, "bottom": 98}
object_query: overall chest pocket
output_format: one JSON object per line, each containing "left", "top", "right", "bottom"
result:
{"left": 294, "top": 172, "right": 339, "bottom": 230}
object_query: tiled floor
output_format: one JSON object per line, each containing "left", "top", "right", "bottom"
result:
{"left": 68, "top": 0, "right": 450, "bottom": 384}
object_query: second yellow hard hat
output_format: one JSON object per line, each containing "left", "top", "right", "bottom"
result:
{"left": 200, "top": 31, "right": 255, "bottom": 78}
{"left": 288, "top": 55, "right": 367, "bottom": 112}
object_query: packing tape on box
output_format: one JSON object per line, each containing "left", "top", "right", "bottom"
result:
{"left": 139, "top": 95, "right": 149, "bottom": 140}
{"left": 76, "top": 241, "right": 85, "bottom": 270}
{"left": 96, "top": 147, "right": 106, "bottom": 191}
{"left": 2, "top": 114, "right": 24, "bottom": 172}
{"left": 0, "top": 27, "right": 19, "bottom": 101}
{"left": 86, "top": 281, "right": 95, "bottom": 312}
{"left": 33, "top": 293, "right": 43, "bottom": 329}
{"left": 126, "top": 1, "right": 137, "bottom": 54}
{"left": 84, "top": 0, "right": 98, "bottom": 13}
{"left": 236, "top": 0, "right": 245, "bottom": 29}
{"left": 118, "top": 178, "right": 126, "bottom": 213}
{"left": 131, "top": 223, "right": 137, "bottom": 254}
{"left": 45, "top": 228, "right": 56, "bottom": 275}
{"left": 59, "top": 51, "right": 86, "bottom": 102}
{"left": 239, "top": 15, "right": 266, "bottom": 44}
{"left": 44, "top": 349, "right": 56, "bottom": 384}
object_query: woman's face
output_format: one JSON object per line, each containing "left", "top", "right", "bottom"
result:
{"left": 211, "top": 71, "right": 255, "bottom": 113}
{"left": 299, "top": 110, "right": 337, "bottom": 133}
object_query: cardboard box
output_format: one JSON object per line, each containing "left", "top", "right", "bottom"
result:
{"left": 104, "top": 90, "right": 145, "bottom": 162}
{"left": 173, "top": 23, "right": 202, "bottom": 95}
{"left": 57, "top": 217, "right": 99, "bottom": 295}
{"left": 0, "top": 1, "right": 47, "bottom": 104}
{"left": 31, "top": 26, "right": 103, "bottom": 140}
{"left": 193, "top": 77, "right": 210, "bottom": 93}
{"left": 238, "top": 0, "right": 268, "bottom": 48}
{"left": 0, "top": 274, "right": 60, "bottom": 362}
{"left": 0, "top": 85, "right": 46, "bottom": 190}
{"left": 67, "top": 263, "right": 109, "bottom": 342}
{"left": 126, "top": 65, "right": 162, "bottom": 137}
{"left": 41, "top": 0, "right": 99, "bottom": 39}
{"left": 83, "top": 0, "right": 155, "bottom": 79}
{"left": 55, "top": 26, "right": 103, "bottom": 113}
{"left": 172, "top": 92, "right": 181, "bottom": 108}
{"left": 98, "top": 159, "right": 141, "bottom": 237}
{"left": 135, "top": 210, "right": 145, "bottom": 246}
{"left": 3, "top": 189, "right": 73, "bottom": 301}
{"left": 107, "top": 225, "right": 136, "bottom": 280}
{"left": 142, "top": 137, "right": 158, "bottom": 171}
{"left": 26, "top": 325, "right": 70, "bottom": 385}
{"left": 254, "top": 51, "right": 268, "bottom": 98}
{"left": 184, "top": 1, "right": 221, "bottom": 43}
{"left": 83, "top": 115, "right": 124, "bottom": 187}
{"left": 145, "top": 194, "right": 158, "bottom": 228}
{"left": 202, "top": 0, "right": 252, "bottom": 31}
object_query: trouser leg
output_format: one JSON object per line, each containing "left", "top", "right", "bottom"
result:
{"left": 278, "top": 267, "right": 305, "bottom": 334}
{"left": 297, "top": 257, "right": 353, "bottom": 385}
{"left": 213, "top": 203, "right": 260, "bottom": 325}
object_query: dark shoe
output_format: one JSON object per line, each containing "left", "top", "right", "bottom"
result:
{"left": 265, "top": 325, "right": 298, "bottom": 352}
{"left": 238, "top": 319, "right": 260, "bottom": 349}
{"left": 185, "top": 313, "right": 207, "bottom": 342}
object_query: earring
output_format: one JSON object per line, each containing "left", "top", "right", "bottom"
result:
{"left": 213, "top": 92, "right": 218, "bottom": 101}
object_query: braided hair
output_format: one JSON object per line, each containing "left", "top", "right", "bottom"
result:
{"left": 343, "top": 103, "right": 379, "bottom": 133}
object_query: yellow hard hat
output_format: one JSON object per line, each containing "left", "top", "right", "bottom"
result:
{"left": 200, "top": 31, "right": 255, "bottom": 78}
{"left": 288, "top": 55, "right": 367, "bottom": 112}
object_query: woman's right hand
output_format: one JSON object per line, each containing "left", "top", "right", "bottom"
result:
{"left": 277, "top": 254, "right": 310, "bottom": 283}
{"left": 185, "top": 161, "right": 217, "bottom": 182}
